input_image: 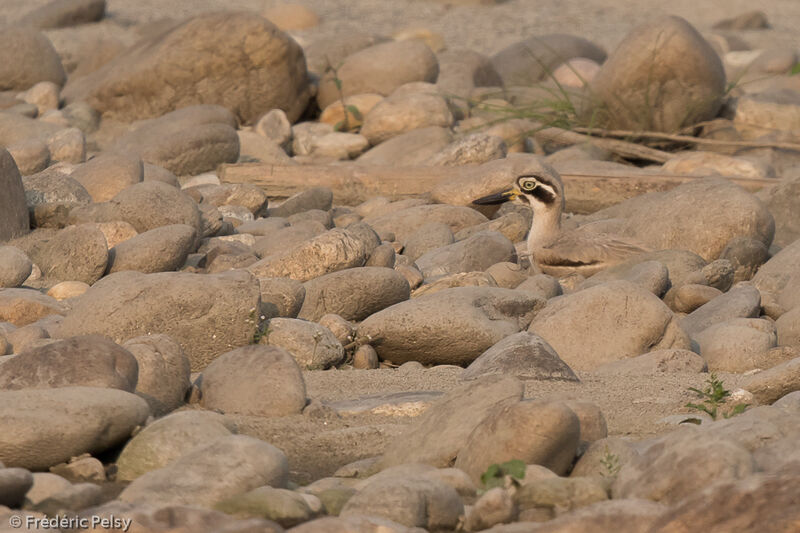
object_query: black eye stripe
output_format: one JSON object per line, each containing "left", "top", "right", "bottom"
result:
{"left": 529, "top": 186, "right": 556, "bottom": 204}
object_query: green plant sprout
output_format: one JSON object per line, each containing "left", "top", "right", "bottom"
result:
{"left": 252, "top": 323, "right": 271, "bottom": 344}
{"left": 479, "top": 459, "right": 526, "bottom": 494}
{"left": 599, "top": 447, "right": 621, "bottom": 478}
{"left": 681, "top": 373, "right": 749, "bottom": 424}
{"left": 324, "top": 57, "right": 363, "bottom": 132}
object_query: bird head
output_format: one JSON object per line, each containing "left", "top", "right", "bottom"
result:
{"left": 472, "top": 173, "right": 564, "bottom": 211}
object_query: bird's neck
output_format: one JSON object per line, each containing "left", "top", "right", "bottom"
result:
{"left": 527, "top": 205, "right": 562, "bottom": 251}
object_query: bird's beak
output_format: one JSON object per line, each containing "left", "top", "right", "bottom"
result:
{"left": 472, "top": 187, "right": 519, "bottom": 205}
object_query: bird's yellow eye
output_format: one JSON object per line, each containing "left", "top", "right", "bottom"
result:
{"left": 520, "top": 179, "right": 538, "bottom": 192}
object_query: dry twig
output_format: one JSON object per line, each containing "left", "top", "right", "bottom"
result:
{"left": 573, "top": 127, "right": 800, "bottom": 152}
{"left": 531, "top": 127, "right": 674, "bottom": 163}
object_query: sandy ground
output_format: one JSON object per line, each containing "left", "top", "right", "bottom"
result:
{"left": 228, "top": 367, "right": 746, "bottom": 484}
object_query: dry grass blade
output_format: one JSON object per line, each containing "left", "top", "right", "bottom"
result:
{"left": 572, "top": 127, "right": 800, "bottom": 151}
{"left": 532, "top": 126, "right": 674, "bottom": 163}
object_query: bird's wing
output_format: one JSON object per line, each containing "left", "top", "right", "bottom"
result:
{"left": 534, "top": 230, "right": 650, "bottom": 268}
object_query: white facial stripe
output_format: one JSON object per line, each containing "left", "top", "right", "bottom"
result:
{"left": 536, "top": 182, "right": 556, "bottom": 196}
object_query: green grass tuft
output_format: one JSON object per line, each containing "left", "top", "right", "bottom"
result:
{"left": 479, "top": 459, "right": 526, "bottom": 494}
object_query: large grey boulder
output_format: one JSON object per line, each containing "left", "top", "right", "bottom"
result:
{"left": 119, "top": 435, "right": 289, "bottom": 507}
{"left": 681, "top": 285, "right": 762, "bottom": 338}
{"left": 298, "top": 267, "right": 410, "bottom": 322}
{"left": 356, "top": 126, "right": 453, "bottom": 166}
{"left": 8, "top": 136, "right": 53, "bottom": 176}
{"left": 402, "top": 222, "right": 454, "bottom": 262}
{"left": 653, "top": 468, "right": 800, "bottom": 533}
{"left": 62, "top": 12, "right": 310, "bottom": 124}
{"left": 214, "top": 485, "right": 317, "bottom": 528}
{"left": 262, "top": 318, "right": 344, "bottom": 369}
{"left": 358, "top": 286, "right": 544, "bottom": 366}
{"left": 56, "top": 270, "right": 262, "bottom": 370}
{"left": 364, "top": 204, "right": 487, "bottom": 244}
{"left": 0, "top": 28, "right": 66, "bottom": 91}
{"left": 249, "top": 223, "right": 381, "bottom": 282}
{"left": 258, "top": 277, "right": 306, "bottom": 318}
{"left": 251, "top": 221, "right": 327, "bottom": 259}
{"left": 437, "top": 48, "right": 503, "bottom": 99}
{"left": 115, "top": 410, "right": 236, "bottom": 482}
{"left": 491, "top": 34, "right": 606, "bottom": 87}
{"left": 122, "top": 334, "right": 191, "bottom": 416}
{"left": 585, "top": 16, "right": 726, "bottom": 132}
{"left": 529, "top": 281, "right": 688, "bottom": 371}
{"left": 110, "top": 106, "right": 240, "bottom": 176}
{"left": 0, "top": 148, "right": 29, "bottom": 242}
{"left": 106, "top": 224, "right": 196, "bottom": 274}
{"left": 414, "top": 231, "right": 516, "bottom": 281}
{"left": 109, "top": 180, "right": 203, "bottom": 234}
{"left": 201, "top": 345, "right": 307, "bottom": 417}
{"left": 454, "top": 400, "right": 581, "bottom": 480}
{"left": 0, "top": 387, "right": 149, "bottom": 470}
{"left": 757, "top": 180, "right": 800, "bottom": 248}
{"left": 341, "top": 474, "right": 463, "bottom": 531}
{"left": 316, "top": 40, "right": 438, "bottom": 110}
{"left": 583, "top": 178, "right": 774, "bottom": 261}
{"left": 69, "top": 180, "right": 203, "bottom": 235}
{"left": 693, "top": 318, "right": 779, "bottom": 373}
{"left": 581, "top": 260, "right": 670, "bottom": 297}
{"left": 22, "top": 168, "right": 92, "bottom": 207}
{"left": 379, "top": 375, "right": 524, "bottom": 469}
{"left": 192, "top": 182, "right": 269, "bottom": 216}
{"left": 0, "top": 246, "right": 32, "bottom": 288}
{"left": 0, "top": 335, "right": 138, "bottom": 392}
{"left": 68, "top": 152, "right": 143, "bottom": 202}
{"left": 753, "top": 238, "right": 800, "bottom": 309}
{"left": 776, "top": 307, "right": 800, "bottom": 349}
{"left": 360, "top": 89, "right": 454, "bottom": 145}
{"left": 0, "top": 467, "right": 33, "bottom": 508}
{"left": 462, "top": 331, "right": 578, "bottom": 382}
{"left": 304, "top": 31, "right": 387, "bottom": 76}
{"left": 266, "top": 187, "right": 333, "bottom": 218}
{"left": 9, "top": 224, "right": 108, "bottom": 285}
{"left": 613, "top": 427, "right": 755, "bottom": 504}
